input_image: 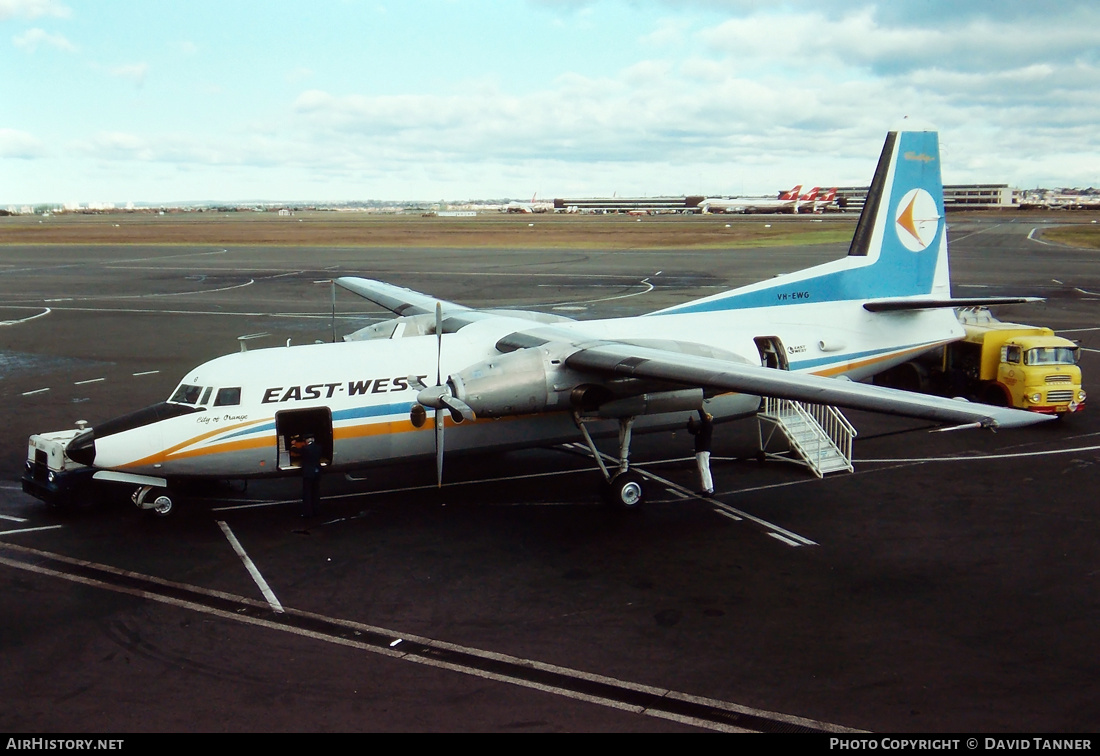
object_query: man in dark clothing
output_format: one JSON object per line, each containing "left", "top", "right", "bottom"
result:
{"left": 687, "top": 410, "right": 714, "bottom": 496}
{"left": 299, "top": 435, "right": 323, "bottom": 516}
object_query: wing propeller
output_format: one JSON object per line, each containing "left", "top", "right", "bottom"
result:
{"left": 409, "top": 303, "right": 475, "bottom": 487}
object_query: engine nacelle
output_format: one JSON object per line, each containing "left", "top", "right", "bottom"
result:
{"left": 595, "top": 388, "right": 704, "bottom": 419}
{"left": 449, "top": 347, "right": 581, "bottom": 418}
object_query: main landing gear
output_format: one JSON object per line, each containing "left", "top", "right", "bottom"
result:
{"left": 573, "top": 413, "right": 647, "bottom": 510}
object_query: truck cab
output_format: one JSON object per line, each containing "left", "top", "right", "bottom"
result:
{"left": 995, "top": 334, "right": 1084, "bottom": 413}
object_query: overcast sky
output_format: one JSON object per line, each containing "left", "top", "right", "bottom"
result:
{"left": 3, "top": 0, "right": 1100, "bottom": 204}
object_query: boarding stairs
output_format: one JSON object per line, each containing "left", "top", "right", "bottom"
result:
{"left": 757, "top": 397, "right": 857, "bottom": 478}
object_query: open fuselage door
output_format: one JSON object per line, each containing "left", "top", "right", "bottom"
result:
{"left": 276, "top": 407, "right": 334, "bottom": 472}
{"left": 754, "top": 336, "right": 789, "bottom": 370}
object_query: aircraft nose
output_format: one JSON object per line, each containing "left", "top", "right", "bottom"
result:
{"left": 66, "top": 428, "right": 96, "bottom": 466}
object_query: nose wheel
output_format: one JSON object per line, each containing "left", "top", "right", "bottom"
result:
{"left": 133, "top": 485, "right": 175, "bottom": 517}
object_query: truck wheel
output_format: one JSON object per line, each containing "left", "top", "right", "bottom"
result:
{"left": 874, "top": 362, "right": 928, "bottom": 393}
{"left": 981, "top": 384, "right": 1010, "bottom": 407}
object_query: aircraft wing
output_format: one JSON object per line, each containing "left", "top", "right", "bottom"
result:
{"left": 563, "top": 340, "right": 1053, "bottom": 429}
{"left": 337, "top": 277, "right": 577, "bottom": 336}
{"left": 335, "top": 277, "right": 472, "bottom": 317}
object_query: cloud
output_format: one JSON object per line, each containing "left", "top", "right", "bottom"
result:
{"left": 286, "top": 67, "right": 315, "bottom": 85}
{"left": 71, "top": 131, "right": 155, "bottom": 161}
{"left": 699, "top": 5, "right": 1100, "bottom": 76}
{"left": 0, "top": 128, "right": 46, "bottom": 158}
{"left": 14, "top": 1, "right": 1100, "bottom": 201}
{"left": 12, "top": 26, "right": 75, "bottom": 52}
{"left": 0, "top": 0, "right": 70, "bottom": 22}
{"left": 109, "top": 62, "right": 149, "bottom": 86}
{"left": 639, "top": 17, "right": 689, "bottom": 48}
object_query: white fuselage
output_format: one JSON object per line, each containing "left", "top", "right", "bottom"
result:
{"left": 86, "top": 301, "right": 962, "bottom": 479}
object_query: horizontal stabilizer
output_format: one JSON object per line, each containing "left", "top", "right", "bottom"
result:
{"left": 863, "top": 297, "right": 1043, "bottom": 312}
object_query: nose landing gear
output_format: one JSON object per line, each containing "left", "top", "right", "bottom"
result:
{"left": 133, "top": 485, "right": 175, "bottom": 517}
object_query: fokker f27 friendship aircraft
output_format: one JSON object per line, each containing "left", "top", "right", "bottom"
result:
{"left": 28, "top": 130, "right": 1053, "bottom": 516}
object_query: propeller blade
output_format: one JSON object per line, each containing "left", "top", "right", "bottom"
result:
{"left": 435, "top": 407, "right": 444, "bottom": 488}
{"left": 434, "top": 302, "right": 444, "bottom": 487}
{"left": 440, "top": 394, "right": 476, "bottom": 423}
{"left": 435, "top": 302, "right": 443, "bottom": 387}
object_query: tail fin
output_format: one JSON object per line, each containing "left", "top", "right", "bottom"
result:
{"left": 843, "top": 131, "right": 946, "bottom": 298}
{"left": 797, "top": 187, "right": 820, "bottom": 213}
{"left": 779, "top": 185, "right": 802, "bottom": 200}
{"left": 651, "top": 131, "right": 949, "bottom": 315}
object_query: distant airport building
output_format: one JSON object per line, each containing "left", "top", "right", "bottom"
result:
{"left": 835, "top": 184, "right": 1016, "bottom": 213}
{"left": 553, "top": 196, "right": 705, "bottom": 214}
{"left": 553, "top": 185, "right": 1014, "bottom": 215}
{"left": 943, "top": 184, "right": 1016, "bottom": 209}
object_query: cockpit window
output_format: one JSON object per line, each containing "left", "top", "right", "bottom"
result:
{"left": 200, "top": 386, "right": 213, "bottom": 405}
{"left": 214, "top": 387, "right": 242, "bottom": 407}
{"left": 170, "top": 384, "right": 203, "bottom": 404}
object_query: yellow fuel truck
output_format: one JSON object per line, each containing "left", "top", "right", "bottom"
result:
{"left": 877, "top": 309, "right": 1085, "bottom": 415}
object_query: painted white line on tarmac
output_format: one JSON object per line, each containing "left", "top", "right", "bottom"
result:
{"left": 583, "top": 447, "right": 815, "bottom": 545}
{"left": 0, "top": 542, "right": 861, "bottom": 733}
{"left": 534, "top": 278, "right": 655, "bottom": 308}
{"left": 858, "top": 443, "right": 1100, "bottom": 464}
{"left": 0, "top": 308, "right": 51, "bottom": 326}
{"left": 217, "top": 520, "right": 284, "bottom": 613}
{"left": 0, "top": 525, "right": 65, "bottom": 537}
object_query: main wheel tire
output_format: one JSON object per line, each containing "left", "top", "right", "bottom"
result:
{"left": 981, "top": 383, "right": 1010, "bottom": 407}
{"left": 604, "top": 471, "right": 646, "bottom": 511}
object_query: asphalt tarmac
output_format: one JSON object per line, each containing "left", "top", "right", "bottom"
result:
{"left": 1, "top": 215, "right": 1098, "bottom": 733}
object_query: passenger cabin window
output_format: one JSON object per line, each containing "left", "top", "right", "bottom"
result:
{"left": 170, "top": 384, "right": 203, "bottom": 404}
{"left": 214, "top": 387, "right": 242, "bottom": 407}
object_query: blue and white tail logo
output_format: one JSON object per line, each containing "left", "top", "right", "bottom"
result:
{"left": 651, "top": 130, "right": 947, "bottom": 316}
{"left": 894, "top": 188, "right": 940, "bottom": 252}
